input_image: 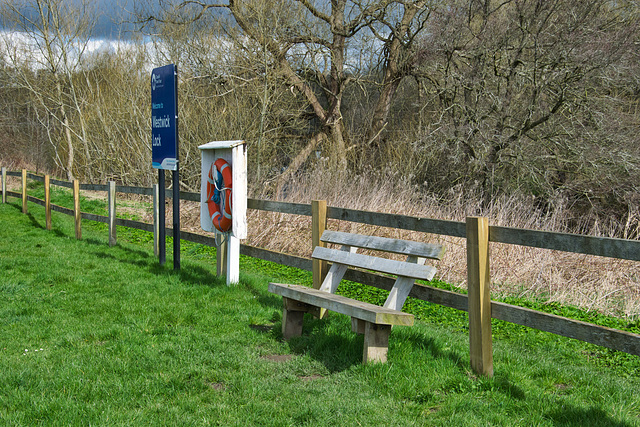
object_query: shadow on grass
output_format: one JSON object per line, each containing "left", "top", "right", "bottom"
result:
{"left": 241, "top": 278, "right": 282, "bottom": 309}
{"left": 14, "top": 201, "right": 227, "bottom": 290}
{"left": 88, "top": 244, "right": 226, "bottom": 289}
{"left": 258, "top": 293, "right": 477, "bottom": 372}
{"left": 399, "top": 328, "right": 468, "bottom": 370}
{"left": 490, "top": 375, "right": 526, "bottom": 400}
{"left": 287, "top": 316, "right": 363, "bottom": 371}
{"left": 22, "top": 204, "right": 103, "bottom": 242}
{"left": 546, "top": 405, "right": 634, "bottom": 427}
{"left": 174, "top": 263, "right": 227, "bottom": 288}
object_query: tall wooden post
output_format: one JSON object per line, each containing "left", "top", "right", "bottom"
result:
{"left": 312, "top": 200, "right": 328, "bottom": 317}
{"left": 312, "top": 200, "right": 328, "bottom": 289}
{"left": 45, "top": 175, "right": 51, "bottom": 230}
{"left": 216, "top": 236, "right": 227, "bottom": 278}
{"left": 21, "top": 169, "right": 27, "bottom": 214}
{"left": 73, "top": 180, "right": 81, "bottom": 240}
{"left": 1, "top": 167, "right": 6, "bottom": 204}
{"left": 467, "top": 216, "right": 493, "bottom": 377}
{"left": 108, "top": 181, "right": 116, "bottom": 246}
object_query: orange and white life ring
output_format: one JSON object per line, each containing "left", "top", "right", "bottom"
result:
{"left": 206, "top": 158, "right": 232, "bottom": 232}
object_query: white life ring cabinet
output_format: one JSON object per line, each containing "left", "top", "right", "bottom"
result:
{"left": 199, "top": 140, "right": 247, "bottom": 285}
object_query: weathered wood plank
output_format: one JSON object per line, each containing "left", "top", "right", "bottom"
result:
{"left": 50, "top": 178, "right": 73, "bottom": 189}
{"left": 80, "top": 183, "right": 108, "bottom": 192}
{"left": 27, "top": 173, "right": 44, "bottom": 182}
{"left": 491, "top": 302, "right": 640, "bottom": 356}
{"left": 168, "top": 190, "right": 199, "bottom": 202}
{"left": 178, "top": 229, "right": 213, "bottom": 247}
{"left": 268, "top": 283, "right": 414, "bottom": 326}
{"left": 312, "top": 247, "right": 437, "bottom": 281}
{"left": 81, "top": 212, "right": 108, "bottom": 224}
{"left": 248, "top": 198, "right": 312, "bottom": 216}
{"left": 327, "top": 206, "right": 467, "bottom": 237}
{"left": 408, "top": 281, "right": 469, "bottom": 312}
{"left": 26, "top": 195, "right": 44, "bottom": 206}
{"left": 115, "top": 217, "right": 154, "bottom": 232}
{"left": 115, "top": 185, "right": 154, "bottom": 196}
{"left": 321, "top": 230, "right": 445, "bottom": 259}
{"left": 239, "top": 245, "right": 312, "bottom": 272}
{"left": 50, "top": 203, "right": 74, "bottom": 216}
{"left": 490, "top": 225, "right": 640, "bottom": 262}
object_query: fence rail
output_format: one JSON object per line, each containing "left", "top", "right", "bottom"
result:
{"left": 2, "top": 168, "right": 639, "bottom": 376}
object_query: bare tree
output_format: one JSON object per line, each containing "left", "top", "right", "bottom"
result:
{"left": 1, "top": 0, "right": 96, "bottom": 180}
{"left": 413, "top": 0, "right": 640, "bottom": 209}
{"left": 139, "top": 0, "right": 438, "bottom": 189}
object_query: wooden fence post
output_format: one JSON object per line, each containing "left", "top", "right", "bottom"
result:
{"left": 153, "top": 184, "right": 159, "bottom": 257}
{"left": 21, "top": 169, "right": 27, "bottom": 214}
{"left": 45, "top": 175, "right": 51, "bottom": 230}
{"left": 1, "top": 167, "right": 6, "bottom": 204}
{"left": 312, "top": 200, "right": 328, "bottom": 318}
{"left": 108, "top": 181, "right": 116, "bottom": 246}
{"left": 217, "top": 237, "right": 227, "bottom": 278}
{"left": 73, "top": 180, "right": 81, "bottom": 240}
{"left": 467, "top": 216, "right": 493, "bottom": 377}
{"left": 312, "top": 200, "right": 328, "bottom": 289}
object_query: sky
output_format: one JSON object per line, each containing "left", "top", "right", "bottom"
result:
{"left": 0, "top": 0, "right": 158, "bottom": 69}
{"left": 86, "top": 0, "right": 139, "bottom": 39}
{"left": 0, "top": 0, "right": 143, "bottom": 40}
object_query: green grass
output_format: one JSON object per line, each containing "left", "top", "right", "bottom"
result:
{"left": 1, "top": 198, "right": 640, "bottom": 426}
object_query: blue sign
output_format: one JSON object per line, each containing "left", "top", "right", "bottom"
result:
{"left": 151, "top": 64, "right": 178, "bottom": 170}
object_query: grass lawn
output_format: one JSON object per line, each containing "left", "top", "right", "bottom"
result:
{"left": 1, "top": 197, "right": 639, "bottom": 426}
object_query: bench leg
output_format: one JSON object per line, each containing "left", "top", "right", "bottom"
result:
{"left": 351, "top": 318, "right": 365, "bottom": 334}
{"left": 282, "top": 308, "right": 305, "bottom": 339}
{"left": 282, "top": 298, "right": 311, "bottom": 340}
{"left": 363, "top": 323, "right": 391, "bottom": 364}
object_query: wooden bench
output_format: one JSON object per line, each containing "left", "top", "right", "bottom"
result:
{"left": 269, "top": 230, "right": 444, "bottom": 363}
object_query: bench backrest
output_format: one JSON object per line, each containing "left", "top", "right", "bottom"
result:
{"left": 320, "top": 230, "right": 445, "bottom": 260}
{"left": 312, "top": 230, "right": 444, "bottom": 311}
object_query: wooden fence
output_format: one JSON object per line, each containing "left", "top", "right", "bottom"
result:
{"left": 2, "top": 167, "right": 640, "bottom": 377}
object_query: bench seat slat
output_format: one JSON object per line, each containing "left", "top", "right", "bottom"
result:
{"left": 321, "top": 230, "right": 445, "bottom": 260}
{"left": 312, "top": 246, "right": 437, "bottom": 281}
{"left": 268, "top": 282, "right": 414, "bottom": 326}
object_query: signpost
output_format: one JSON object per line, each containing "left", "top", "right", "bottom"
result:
{"left": 151, "top": 64, "right": 180, "bottom": 270}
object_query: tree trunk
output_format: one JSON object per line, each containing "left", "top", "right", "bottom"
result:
{"left": 56, "top": 78, "right": 75, "bottom": 181}
{"left": 368, "top": 78, "right": 401, "bottom": 147}
{"left": 275, "top": 131, "right": 327, "bottom": 197}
